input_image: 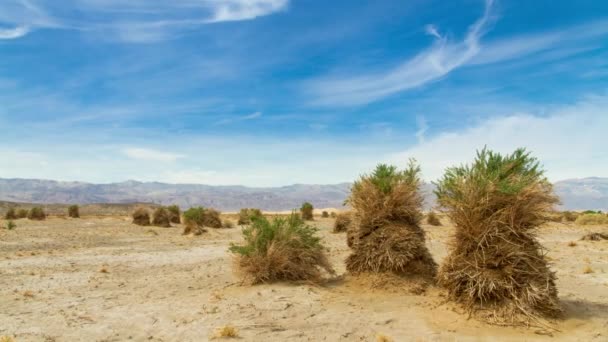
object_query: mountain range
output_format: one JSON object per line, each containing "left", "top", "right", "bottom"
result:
{"left": 0, "top": 177, "right": 606, "bottom": 211}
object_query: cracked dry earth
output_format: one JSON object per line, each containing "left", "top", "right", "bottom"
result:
{"left": 1, "top": 217, "right": 607, "bottom": 341}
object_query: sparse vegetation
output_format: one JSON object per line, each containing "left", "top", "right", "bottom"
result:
{"left": 4, "top": 220, "right": 16, "bottom": 230}
{"left": 346, "top": 162, "right": 437, "bottom": 277}
{"left": 435, "top": 148, "right": 560, "bottom": 324}
{"left": 132, "top": 208, "right": 151, "bottom": 226}
{"left": 68, "top": 205, "right": 80, "bottom": 218}
{"left": 575, "top": 213, "right": 608, "bottom": 225}
{"left": 16, "top": 209, "right": 28, "bottom": 219}
{"left": 152, "top": 207, "right": 171, "bottom": 227}
{"left": 27, "top": 207, "right": 46, "bottom": 221}
{"left": 300, "top": 202, "right": 314, "bottom": 221}
{"left": 167, "top": 205, "right": 181, "bottom": 224}
{"left": 4, "top": 208, "right": 17, "bottom": 220}
{"left": 333, "top": 211, "right": 351, "bottom": 233}
{"left": 237, "top": 208, "right": 263, "bottom": 225}
{"left": 426, "top": 211, "right": 441, "bottom": 226}
{"left": 229, "top": 213, "right": 334, "bottom": 284}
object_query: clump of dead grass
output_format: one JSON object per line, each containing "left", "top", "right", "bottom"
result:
{"left": 345, "top": 162, "right": 437, "bottom": 279}
{"left": 167, "top": 205, "right": 181, "bottom": 224}
{"left": 237, "top": 208, "right": 263, "bottom": 225}
{"left": 333, "top": 211, "right": 352, "bottom": 233}
{"left": 68, "top": 204, "right": 80, "bottom": 218}
{"left": 229, "top": 213, "right": 334, "bottom": 284}
{"left": 27, "top": 207, "right": 46, "bottom": 220}
{"left": 300, "top": 202, "right": 314, "bottom": 221}
{"left": 435, "top": 148, "right": 561, "bottom": 326}
{"left": 212, "top": 325, "right": 239, "bottom": 339}
{"left": 152, "top": 207, "right": 171, "bottom": 227}
{"left": 132, "top": 207, "right": 151, "bottom": 226}
{"left": 0, "top": 335, "right": 15, "bottom": 342}
{"left": 426, "top": 211, "right": 441, "bottom": 226}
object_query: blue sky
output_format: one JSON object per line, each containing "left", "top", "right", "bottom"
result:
{"left": 0, "top": 0, "right": 607, "bottom": 186}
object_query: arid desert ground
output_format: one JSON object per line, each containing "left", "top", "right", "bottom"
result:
{"left": 1, "top": 215, "right": 607, "bottom": 341}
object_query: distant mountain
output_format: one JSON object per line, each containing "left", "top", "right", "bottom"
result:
{"left": 0, "top": 177, "right": 605, "bottom": 211}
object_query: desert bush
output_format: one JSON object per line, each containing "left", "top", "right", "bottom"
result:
{"left": 16, "top": 209, "right": 28, "bottom": 219}
{"left": 582, "top": 210, "right": 602, "bottom": 214}
{"left": 27, "top": 207, "right": 46, "bottom": 221}
{"left": 68, "top": 205, "right": 80, "bottom": 218}
{"left": 132, "top": 208, "right": 151, "bottom": 226}
{"left": 575, "top": 213, "right": 608, "bottom": 225}
{"left": 333, "top": 211, "right": 351, "bottom": 233}
{"left": 345, "top": 162, "right": 437, "bottom": 277}
{"left": 223, "top": 219, "right": 235, "bottom": 228}
{"left": 435, "top": 148, "right": 560, "bottom": 325}
{"left": 300, "top": 202, "right": 314, "bottom": 221}
{"left": 4, "top": 220, "right": 16, "bottom": 230}
{"left": 321, "top": 211, "right": 329, "bottom": 218}
{"left": 237, "top": 208, "right": 263, "bottom": 225}
{"left": 561, "top": 211, "right": 578, "bottom": 222}
{"left": 426, "top": 211, "right": 441, "bottom": 226}
{"left": 182, "top": 207, "right": 222, "bottom": 234}
{"left": 4, "top": 208, "right": 17, "bottom": 220}
{"left": 330, "top": 212, "right": 337, "bottom": 218}
{"left": 152, "top": 207, "right": 171, "bottom": 227}
{"left": 167, "top": 205, "right": 181, "bottom": 224}
{"left": 229, "top": 213, "right": 334, "bottom": 284}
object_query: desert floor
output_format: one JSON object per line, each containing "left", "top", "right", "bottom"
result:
{"left": 1, "top": 217, "right": 607, "bottom": 341}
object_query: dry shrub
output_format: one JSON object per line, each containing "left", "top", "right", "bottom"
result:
{"left": 561, "top": 211, "right": 578, "bottom": 222}
{"left": 203, "top": 208, "right": 222, "bottom": 228}
{"left": 435, "top": 148, "right": 561, "bottom": 326}
{"left": 212, "top": 325, "right": 239, "bottom": 339}
{"left": 237, "top": 208, "right": 263, "bottom": 225}
{"left": 333, "top": 211, "right": 352, "bottom": 233}
{"left": 575, "top": 213, "right": 608, "bottom": 225}
{"left": 580, "top": 233, "right": 608, "bottom": 241}
{"left": 4, "top": 208, "right": 17, "bottom": 220}
{"left": 426, "top": 211, "right": 441, "bottom": 226}
{"left": 300, "top": 202, "right": 314, "bottom": 221}
{"left": 321, "top": 211, "right": 329, "bottom": 218}
{"left": 17, "top": 209, "right": 28, "bottom": 219}
{"left": 132, "top": 208, "right": 151, "bottom": 226}
{"left": 330, "top": 212, "right": 337, "bottom": 218}
{"left": 27, "top": 207, "right": 46, "bottom": 220}
{"left": 345, "top": 162, "right": 436, "bottom": 278}
{"left": 152, "top": 207, "right": 171, "bottom": 227}
{"left": 167, "top": 205, "right": 181, "bottom": 224}
{"left": 0, "top": 336, "right": 15, "bottom": 342}
{"left": 182, "top": 207, "right": 221, "bottom": 234}
{"left": 229, "top": 213, "right": 334, "bottom": 284}
{"left": 68, "top": 205, "right": 80, "bottom": 218}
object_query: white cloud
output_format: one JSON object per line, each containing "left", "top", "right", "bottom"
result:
{"left": 0, "top": 0, "right": 289, "bottom": 41}
{"left": 0, "top": 25, "right": 29, "bottom": 39}
{"left": 122, "top": 147, "right": 185, "bottom": 162}
{"left": 424, "top": 24, "right": 441, "bottom": 39}
{"left": 415, "top": 115, "right": 428, "bottom": 144}
{"left": 304, "top": 0, "right": 495, "bottom": 106}
{"left": 214, "top": 111, "right": 262, "bottom": 125}
{"left": 389, "top": 95, "right": 608, "bottom": 182}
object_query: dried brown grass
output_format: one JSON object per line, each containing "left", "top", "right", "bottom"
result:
{"left": 132, "top": 208, "right": 151, "bottom": 226}
{"left": 333, "top": 211, "right": 351, "bottom": 233}
{"left": 426, "top": 211, "right": 441, "bottom": 226}
{"left": 152, "top": 207, "right": 171, "bottom": 227}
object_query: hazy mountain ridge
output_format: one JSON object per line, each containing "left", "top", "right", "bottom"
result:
{"left": 0, "top": 177, "right": 606, "bottom": 211}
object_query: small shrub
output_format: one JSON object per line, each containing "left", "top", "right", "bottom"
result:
{"left": 132, "top": 208, "right": 151, "bottom": 226}
{"left": 321, "top": 211, "right": 329, "bottom": 218}
{"left": 561, "top": 211, "right": 578, "bottom": 222}
{"left": 223, "top": 219, "right": 235, "bottom": 228}
{"left": 182, "top": 207, "right": 222, "bottom": 233}
{"left": 567, "top": 241, "right": 577, "bottom": 247}
{"left": 167, "top": 205, "right": 181, "bottom": 224}
{"left": 333, "top": 212, "right": 351, "bottom": 233}
{"left": 237, "top": 208, "right": 263, "bottom": 225}
{"left": 27, "top": 207, "right": 46, "bottom": 220}
{"left": 203, "top": 208, "right": 222, "bottom": 228}
{"left": 300, "top": 202, "right": 314, "bottom": 221}
{"left": 330, "top": 212, "right": 337, "bottom": 218}
{"left": 575, "top": 213, "right": 608, "bottom": 225}
{"left": 68, "top": 205, "right": 80, "bottom": 218}
{"left": 426, "top": 211, "right": 441, "bottom": 226}
{"left": 583, "top": 265, "right": 594, "bottom": 274}
{"left": 4, "top": 220, "right": 16, "bottom": 230}
{"left": 213, "top": 325, "right": 239, "bottom": 339}
{"left": 16, "top": 209, "right": 28, "bottom": 219}
{"left": 152, "top": 207, "right": 171, "bottom": 227}
{"left": 229, "top": 213, "right": 334, "bottom": 284}
{"left": 4, "top": 208, "right": 17, "bottom": 220}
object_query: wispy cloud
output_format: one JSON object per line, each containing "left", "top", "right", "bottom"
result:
{"left": 122, "top": 148, "right": 185, "bottom": 162}
{"left": 0, "top": 0, "right": 289, "bottom": 41}
{"left": 303, "top": 0, "right": 495, "bottom": 106}
{"left": 214, "top": 111, "right": 262, "bottom": 125}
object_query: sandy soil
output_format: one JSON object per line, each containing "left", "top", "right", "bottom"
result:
{"left": 1, "top": 217, "right": 607, "bottom": 341}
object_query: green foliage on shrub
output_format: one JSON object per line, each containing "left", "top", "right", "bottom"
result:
{"left": 167, "top": 205, "right": 181, "bottom": 224}
{"left": 4, "top": 208, "right": 17, "bottom": 220}
{"left": 183, "top": 207, "right": 222, "bottom": 229}
{"left": 27, "top": 207, "right": 46, "bottom": 221}
{"left": 4, "top": 220, "right": 16, "bottom": 230}
{"left": 68, "top": 205, "right": 80, "bottom": 218}
{"left": 238, "top": 208, "right": 263, "bottom": 225}
{"left": 300, "top": 202, "right": 314, "bottom": 221}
